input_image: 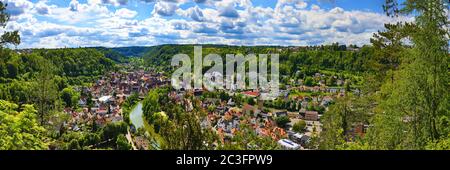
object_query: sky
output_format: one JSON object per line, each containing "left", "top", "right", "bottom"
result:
{"left": 0, "top": 0, "right": 412, "bottom": 48}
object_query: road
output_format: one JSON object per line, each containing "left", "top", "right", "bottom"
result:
{"left": 126, "top": 129, "right": 138, "bottom": 150}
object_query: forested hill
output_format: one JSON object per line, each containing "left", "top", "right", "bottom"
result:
{"left": 138, "top": 44, "right": 378, "bottom": 76}
{"left": 12, "top": 43, "right": 379, "bottom": 78}
{"left": 0, "top": 47, "right": 117, "bottom": 104}
{"left": 15, "top": 47, "right": 128, "bottom": 63}
{"left": 93, "top": 46, "right": 153, "bottom": 57}
{"left": 2, "top": 48, "right": 116, "bottom": 83}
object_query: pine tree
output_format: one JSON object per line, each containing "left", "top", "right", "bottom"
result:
{"left": 0, "top": 2, "right": 20, "bottom": 47}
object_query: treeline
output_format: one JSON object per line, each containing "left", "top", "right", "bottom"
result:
{"left": 0, "top": 48, "right": 116, "bottom": 102}
{"left": 92, "top": 47, "right": 129, "bottom": 63}
{"left": 141, "top": 44, "right": 377, "bottom": 77}
{"left": 31, "top": 48, "right": 116, "bottom": 77}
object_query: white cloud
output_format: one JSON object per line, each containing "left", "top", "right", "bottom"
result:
{"left": 69, "top": 0, "right": 79, "bottom": 12}
{"left": 3, "top": 0, "right": 33, "bottom": 17}
{"left": 115, "top": 8, "right": 138, "bottom": 18}
{"left": 0, "top": 0, "right": 414, "bottom": 48}
{"left": 152, "top": 1, "right": 178, "bottom": 16}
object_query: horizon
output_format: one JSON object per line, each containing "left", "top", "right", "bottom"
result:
{"left": 12, "top": 42, "right": 364, "bottom": 50}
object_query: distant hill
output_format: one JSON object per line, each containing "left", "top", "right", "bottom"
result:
{"left": 97, "top": 46, "right": 153, "bottom": 57}
{"left": 135, "top": 44, "right": 373, "bottom": 76}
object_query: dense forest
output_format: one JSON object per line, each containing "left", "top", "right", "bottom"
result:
{"left": 139, "top": 43, "right": 376, "bottom": 78}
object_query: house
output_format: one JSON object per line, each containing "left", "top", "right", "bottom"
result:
{"left": 242, "top": 104, "right": 257, "bottom": 115}
{"left": 298, "top": 108, "right": 306, "bottom": 119}
{"left": 241, "top": 91, "right": 260, "bottom": 98}
{"left": 304, "top": 111, "right": 319, "bottom": 121}
{"left": 275, "top": 111, "right": 288, "bottom": 117}
{"left": 301, "top": 101, "right": 308, "bottom": 108}
{"left": 78, "top": 98, "right": 87, "bottom": 107}
{"left": 300, "top": 134, "right": 311, "bottom": 146}
{"left": 194, "top": 89, "right": 203, "bottom": 96}
{"left": 327, "top": 87, "right": 339, "bottom": 93}
{"left": 227, "top": 98, "right": 235, "bottom": 106}
{"left": 277, "top": 139, "right": 300, "bottom": 150}
{"left": 98, "top": 95, "right": 112, "bottom": 103}
{"left": 321, "top": 96, "right": 333, "bottom": 106}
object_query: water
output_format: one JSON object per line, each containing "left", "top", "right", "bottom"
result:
{"left": 129, "top": 102, "right": 144, "bottom": 129}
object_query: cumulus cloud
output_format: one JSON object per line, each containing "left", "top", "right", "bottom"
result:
{"left": 3, "top": 0, "right": 33, "bottom": 16}
{"left": 115, "top": 8, "right": 138, "bottom": 18}
{"left": 172, "top": 21, "right": 190, "bottom": 30}
{"left": 1, "top": 0, "right": 413, "bottom": 48}
{"left": 69, "top": 0, "right": 79, "bottom": 12}
{"left": 193, "top": 23, "right": 218, "bottom": 34}
{"left": 152, "top": 1, "right": 178, "bottom": 16}
{"left": 35, "top": 6, "right": 49, "bottom": 15}
{"left": 219, "top": 4, "right": 239, "bottom": 18}
{"left": 89, "top": 0, "right": 128, "bottom": 6}
{"left": 187, "top": 6, "right": 204, "bottom": 22}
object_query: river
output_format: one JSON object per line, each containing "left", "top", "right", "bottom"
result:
{"left": 129, "top": 102, "right": 144, "bottom": 129}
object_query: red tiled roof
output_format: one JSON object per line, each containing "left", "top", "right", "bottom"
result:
{"left": 241, "top": 91, "right": 260, "bottom": 97}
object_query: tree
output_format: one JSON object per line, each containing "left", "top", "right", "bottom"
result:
{"left": 0, "top": 100, "right": 48, "bottom": 150}
{"left": 32, "top": 60, "right": 58, "bottom": 125}
{"left": 101, "top": 122, "right": 128, "bottom": 141}
{"left": 68, "top": 139, "right": 81, "bottom": 150}
{"left": 61, "top": 87, "right": 80, "bottom": 108}
{"left": 142, "top": 90, "right": 161, "bottom": 124}
{"left": 246, "top": 97, "right": 255, "bottom": 105}
{"left": 0, "top": 2, "right": 20, "bottom": 47}
{"left": 319, "top": 96, "right": 362, "bottom": 149}
{"left": 116, "top": 134, "right": 131, "bottom": 150}
{"left": 365, "top": 0, "right": 449, "bottom": 149}
{"left": 159, "top": 111, "right": 217, "bottom": 150}
{"left": 219, "top": 91, "right": 230, "bottom": 101}
{"left": 293, "top": 120, "right": 306, "bottom": 133}
{"left": 275, "top": 116, "right": 290, "bottom": 128}
{"left": 304, "top": 77, "right": 314, "bottom": 86}
{"left": 86, "top": 92, "right": 93, "bottom": 112}
{"left": 6, "top": 62, "right": 17, "bottom": 78}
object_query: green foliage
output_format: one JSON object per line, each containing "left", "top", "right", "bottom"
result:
{"left": 246, "top": 97, "right": 256, "bottom": 105}
{"left": 0, "top": 2, "right": 20, "bottom": 47}
{"left": 158, "top": 111, "right": 217, "bottom": 150}
{"left": 142, "top": 89, "right": 162, "bottom": 124}
{"left": 319, "top": 96, "right": 368, "bottom": 149}
{"left": 275, "top": 116, "right": 290, "bottom": 128}
{"left": 61, "top": 87, "right": 80, "bottom": 108}
{"left": 121, "top": 92, "right": 140, "bottom": 124}
{"left": 426, "top": 135, "right": 450, "bottom": 150}
{"left": 32, "top": 48, "right": 115, "bottom": 78}
{"left": 101, "top": 122, "right": 128, "bottom": 141}
{"left": 142, "top": 44, "right": 378, "bottom": 75}
{"left": 68, "top": 139, "right": 81, "bottom": 150}
{"left": 94, "top": 47, "right": 128, "bottom": 63}
{"left": 293, "top": 120, "right": 306, "bottom": 133}
{"left": 116, "top": 134, "right": 132, "bottom": 150}
{"left": 304, "top": 77, "right": 315, "bottom": 86}
{"left": 320, "top": 0, "right": 450, "bottom": 150}
{"left": 0, "top": 100, "right": 48, "bottom": 150}
{"left": 31, "top": 60, "right": 58, "bottom": 125}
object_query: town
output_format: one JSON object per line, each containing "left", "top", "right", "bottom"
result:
{"left": 61, "top": 61, "right": 365, "bottom": 150}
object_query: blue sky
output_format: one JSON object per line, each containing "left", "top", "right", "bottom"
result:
{"left": 0, "top": 0, "right": 411, "bottom": 48}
